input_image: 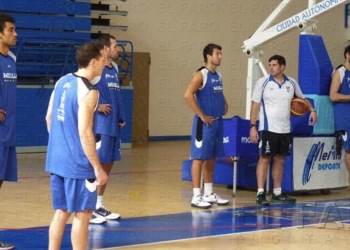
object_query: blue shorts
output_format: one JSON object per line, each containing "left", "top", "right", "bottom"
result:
{"left": 96, "top": 134, "right": 121, "bottom": 164}
{"left": 50, "top": 174, "right": 97, "bottom": 213}
{"left": 339, "top": 130, "right": 350, "bottom": 151}
{"left": 190, "top": 116, "right": 224, "bottom": 160}
{"left": 0, "top": 146, "right": 17, "bottom": 181}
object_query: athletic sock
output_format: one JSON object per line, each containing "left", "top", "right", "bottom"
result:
{"left": 96, "top": 195, "right": 104, "bottom": 209}
{"left": 273, "top": 188, "right": 282, "bottom": 196}
{"left": 204, "top": 183, "right": 213, "bottom": 196}
{"left": 257, "top": 188, "right": 264, "bottom": 196}
{"left": 193, "top": 188, "right": 201, "bottom": 197}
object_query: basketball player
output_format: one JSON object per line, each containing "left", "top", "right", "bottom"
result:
{"left": 330, "top": 45, "right": 350, "bottom": 179}
{"left": 89, "top": 34, "right": 125, "bottom": 224}
{"left": 45, "top": 42, "right": 108, "bottom": 250}
{"left": 250, "top": 55, "right": 317, "bottom": 206}
{"left": 184, "top": 43, "right": 229, "bottom": 209}
{"left": 0, "top": 13, "right": 17, "bottom": 250}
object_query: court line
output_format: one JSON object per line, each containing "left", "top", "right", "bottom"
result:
{"left": 96, "top": 222, "right": 333, "bottom": 250}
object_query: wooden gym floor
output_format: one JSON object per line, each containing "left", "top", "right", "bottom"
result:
{"left": 1, "top": 141, "right": 350, "bottom": 249}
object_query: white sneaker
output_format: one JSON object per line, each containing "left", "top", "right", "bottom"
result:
{"left": 90, "top": 211, "right": 107, "bottom": 224}
{"left": 0, "top": 241, "right": 14, "bottom": 250}
{"left": 95, "top": 205, "right": 121, "bottom": 220}
{"left": 191, "top": 195, "right": 212, "bottom": 209}
{"left": 203, "top": 193, "right": 229, "bottom": 206}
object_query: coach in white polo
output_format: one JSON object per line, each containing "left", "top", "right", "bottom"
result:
{"left": 249, "top": 55, "right": 317, "bottom": 206}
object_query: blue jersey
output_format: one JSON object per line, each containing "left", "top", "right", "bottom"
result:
{"left": 45, "top": 74, "right": 98, "bottom": 179}
{"left": 0, "top": 51, "right": 17, "bottom": 147}
{"left": 333, "top": 65, "right": 350, "bottom": 130}
{"left": 196, "top": 67, "right": 225, "bottom": 118}
{"left": 95, "top": 62, "right": 125, "bottom": 136}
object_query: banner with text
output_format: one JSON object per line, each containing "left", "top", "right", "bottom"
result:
{"left": 293, "top": 137, "right": 349, "bottom": 190}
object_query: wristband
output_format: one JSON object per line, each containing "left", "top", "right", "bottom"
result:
{"left": 250, "top": 124, "right": 256, "bottom": 128}
{"left": 311, "top": 110, "right": 317, "bottom": 113}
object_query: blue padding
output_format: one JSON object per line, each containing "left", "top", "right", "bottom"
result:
{"left": 11, "top": 13, "right": 91, "bottom": 31}
{"left": 222, "top": 116, "right": 259, "bottom": 157}
{"left": 298, "top": 34, "right": 333, "bottom": 95}
{"left": 182, "top": 160, "right": 192, "bottom": 181}
{"left": 282, "top": 153, "right": 294, "bottom": 192}
{"left": 182, "top": 159, "right": 234, "bottom": 185}
{"left": 119, "top": 89, "right": 133, "bottom": 145}
{"left": 16, "top": 88, "right": 52, "bottom": 147}
{"left": 16, "top": 87, "right": 133, "bottom": 147}
{"left": 182, "top": 116, "right": 260, "bottom": 187}
{"left": 0, "top": 1, "right": 91, "bottom": 15}
{"left": 306, "top": 94, "right": 334, "bottom": 134}
{"left": 291, "top": 95, "right": 334, "bottom": 135}
{"left": 182, "top": 156, "right": 259, "bottom": 187}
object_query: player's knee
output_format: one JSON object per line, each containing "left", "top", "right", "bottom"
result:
{"left": 274, "top": 155, "right": 285, "bottom": 164}
{"left": 259, "top": 155, "right": 271, "bottom": 164}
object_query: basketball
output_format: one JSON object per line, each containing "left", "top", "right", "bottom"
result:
{"left": 290, "top": 97, "right": 309, "bottom": 117}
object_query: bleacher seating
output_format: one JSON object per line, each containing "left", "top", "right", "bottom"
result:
{"left": 13, "top": 38, "right": 134, "bottom": 86}
{"left": 1, "top": 0, "right": 90, "bottom": 85}
{"left": 13, "top": 38, "right": 79, "bottom": 85}
{"left": 1, "top": 1, "right": 91, "bottom": 41}
{"left": 0, "top": 0, "right": 133, "bottom": 86}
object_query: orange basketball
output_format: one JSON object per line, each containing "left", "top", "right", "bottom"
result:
{"left": 290, "top": 97, "right": 309, "bottom": 117}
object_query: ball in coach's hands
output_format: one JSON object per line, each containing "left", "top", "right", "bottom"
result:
{"left": 290, "top": 97, "right": 309, "bottom": 117}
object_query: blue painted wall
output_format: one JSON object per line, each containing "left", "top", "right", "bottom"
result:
{"left": 16, "top": 87, "right": 133, "bottom": 148}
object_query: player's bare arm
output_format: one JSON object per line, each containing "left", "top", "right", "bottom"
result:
{"left": 303, "top": 98, "right": 317, "bottom": 125}
{"left": 0, "top": 109, "right": 6, "bottom": 122}
{"left": 330, "top": 70, "right": 350, "bottom": 102}
{"left": 223, "top": 95, "right": 228, "bottom": 115}
{"left": 249, "top": 101, "right": 260, "bottom": 143}
{"left": 184, "top": 71, "right": 214, "bottom": 126}
{"left": 78, "top": 89, "right": 108, "bottom": 186}
{"left": 45, "top": 91, "right": 54, "bottom": 133}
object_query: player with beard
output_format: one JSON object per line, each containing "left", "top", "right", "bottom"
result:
{"left": 184, "top": 43, "right": 230, "bottom": 209}
{"left": 89, "top": 34, "right": 125, "bottom": 224}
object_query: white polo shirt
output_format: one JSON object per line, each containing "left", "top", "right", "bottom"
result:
{"left": 251, "top": 75, "right": 304, "bottom": 133}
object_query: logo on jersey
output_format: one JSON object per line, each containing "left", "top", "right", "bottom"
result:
{"left": 213, "top": 86, "right": 223, "bottom": 92}
{"left": 106, "top": 72, "right": 120, "bottom": 90}
{"left": 105, "top": 73, "right": 115, "bottom": 79}
{"left": 57, "top": 90, "right": 66, "bottom": 121}
{"left": 108, "top": 82, "right": 120, "bottom": 89}
{"left": 3, "top": 72, "right": 17, "bottom": 82}
{"left": 63, "top": 82, "right": 71, "bottom": 89}
{"left": 211, "top": 78, "right": 220, "bottom": 84}
{"left": 286, "top": 86, "right": 290, "bottom": 92}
